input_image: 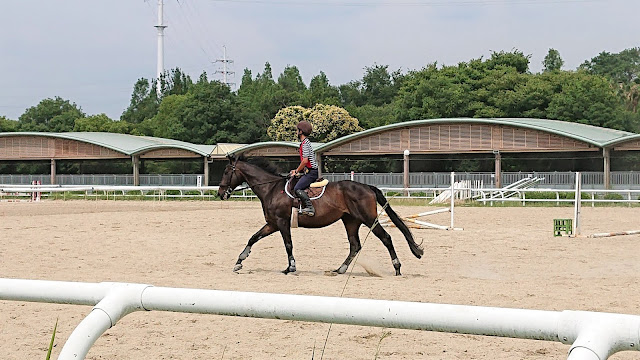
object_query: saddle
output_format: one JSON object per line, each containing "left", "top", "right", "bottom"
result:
{"left": 286, "top": 177, "right": 329, "bottom": 228}
{"left": 285, "top": 177, "right": 329, "bottom": 201}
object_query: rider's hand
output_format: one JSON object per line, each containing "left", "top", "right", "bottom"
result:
{"left": 289, "top": 170, "right": 297, "bottom": 177}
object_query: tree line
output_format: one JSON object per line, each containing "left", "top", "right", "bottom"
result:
{"left": 1, "top": 48, "right": 639, "bottom": 144}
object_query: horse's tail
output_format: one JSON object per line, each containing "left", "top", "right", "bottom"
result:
{"left": 369, "top": 185, "right": 423, "bottom": 259}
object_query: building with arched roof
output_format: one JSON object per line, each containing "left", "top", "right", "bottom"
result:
{"left": 227, "top": 118, "right": 640, "bottom": 188}
{"left": 2, "top": 118, "right": 639, "bottom": 188}
{"left": 0, "top": 132, "right": 215, "bottom": 185}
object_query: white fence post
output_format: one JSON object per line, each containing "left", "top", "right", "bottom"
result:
{"left": 574, "top": 172, "right": 582, "bottom": 236}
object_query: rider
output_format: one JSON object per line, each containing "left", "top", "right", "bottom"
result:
{"left": 289, "top": 121, "right": 318, "bottom": 216}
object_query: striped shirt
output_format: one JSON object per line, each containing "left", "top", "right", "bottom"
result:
{"left": 300, "top": 138, "right": 318, "bottom": 169}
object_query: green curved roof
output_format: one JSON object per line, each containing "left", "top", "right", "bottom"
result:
{"left": 316, "top": 118, "right": 639, "bottom": 152}
{"left": 0, "top": 132, "right": 215, "bottom": 156}
{"left": 603, "top": 133, "right": 640, "bottom": 147}
{"left": 228, "top": 141, "right": 323, "bottom": 155}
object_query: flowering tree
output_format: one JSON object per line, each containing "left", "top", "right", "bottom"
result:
{"left": 267, "top": 104, "right": 363, "bottom": 142}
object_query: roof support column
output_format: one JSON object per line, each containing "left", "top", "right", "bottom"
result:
{"left": 50, "top": 159, "right": 57, "bottom": 185}
{"left": 203, "top": 157, "right": 210, "bottom": 187}
{"left": 403, "top": 150, "right": 410, "bottom": 196}
{"left": 132, "top": 155, "right": 140, "bottom": 186}
{"left": 316, "top": 154, "right": 323, "bottom": 178}
{"left": 603, "top": 148, "right": 611, "bottom": 189}
{"left": 494, "top": 151, "right": 502, "bottom": 188}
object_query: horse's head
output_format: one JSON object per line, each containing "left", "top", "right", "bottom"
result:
{"left": 218, "top": 155, "right": 244, "bottom": 200}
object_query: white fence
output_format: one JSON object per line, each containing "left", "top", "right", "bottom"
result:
{"left": 4, "top": 171, "right": 640, "bottom": 189}
{"left": 2, "top": 183, "right": 640, "bottom": 205}
{"left": 1, "top": 278, "right": 640, "bottom": 360}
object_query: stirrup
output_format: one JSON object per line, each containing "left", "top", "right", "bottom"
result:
{"left": 299, "top": 206, "right": 315, "bottom": 216}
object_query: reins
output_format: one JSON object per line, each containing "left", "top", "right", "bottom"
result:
{"left": 219, "top": 159, "right": 289, "bottom": 197}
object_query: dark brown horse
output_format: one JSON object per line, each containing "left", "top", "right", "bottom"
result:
{"left": 217, "top": 156, "right": 423, "bottom": 275}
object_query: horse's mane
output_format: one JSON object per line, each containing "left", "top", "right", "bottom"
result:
{"left": 235, "top": 154, "right": 285, "bottom": 177}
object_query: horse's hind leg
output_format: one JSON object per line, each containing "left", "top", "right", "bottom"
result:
{"left": 365, "top": 219, "right": 402, "bottom": 276}
{"left": 335, "top": 215, "right": 362, "bottom": 274}
{"left": 233, "top": 223, "right": 277, "bottom": 272}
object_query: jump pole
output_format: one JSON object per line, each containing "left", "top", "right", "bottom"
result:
{"left": 379, "top": 172, "right": 462, "bottom": 230}
{"left": 571, "top": 172, "right": 640, "bottom": 238}
{"left": 573, "top": 172, "right": 581, "bottom": 236}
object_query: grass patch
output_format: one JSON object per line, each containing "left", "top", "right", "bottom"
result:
{"left": 46, "top": 318, "right": 58, "bottom": 360}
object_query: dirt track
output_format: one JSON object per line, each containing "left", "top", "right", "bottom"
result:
{"left": 1, "top": 200, "right": 640, "bottom": 359}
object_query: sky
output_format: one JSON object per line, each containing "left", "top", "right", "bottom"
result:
{"left": 1, "top": 0, "right": 638, "bottom": 121}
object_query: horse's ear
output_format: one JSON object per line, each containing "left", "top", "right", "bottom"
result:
{"left": 227, "top": 154, "right": 236, "bottom": 163}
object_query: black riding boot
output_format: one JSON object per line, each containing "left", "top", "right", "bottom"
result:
{"left": 295, "top": 189, "right": 315, "bottom": 216}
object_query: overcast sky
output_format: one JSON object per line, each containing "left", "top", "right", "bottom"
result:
{"left": 1, "top": 0, "right": 638, "bottom": 121}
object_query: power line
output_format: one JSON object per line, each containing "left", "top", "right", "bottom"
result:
{"left": 207, "top": 0, "right": 609, "bottom": 7}
{"left": 175, "top": 0, "right": 222, "bottom": 61}
{"left": 182, "top": 0, "right": 226, "bottom": 56}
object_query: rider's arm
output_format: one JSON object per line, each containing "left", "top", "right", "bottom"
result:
{"left": 291, "top": 158, "right": 309, "bottom": 176}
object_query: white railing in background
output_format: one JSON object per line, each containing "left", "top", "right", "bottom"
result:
{"left": 1, "top": 278, "right": 640, "bottom": 360}
{"left": 2, "top": 184, "right": 639, "bottom": 205}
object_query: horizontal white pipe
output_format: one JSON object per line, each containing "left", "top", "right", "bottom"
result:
{"left": 0, "top": 185, "right": 221, "bottom": 193}
{"left": 2, "top": 279, "right": 640, "bottom": 360}
{"left": 0, "top": 278, "right": 108, "bottom": 305}
{"left": 141, "top": 287, "right": 561, "bottom": 340}
{"left": 589, "top": 230, "right": 640, "bottom": 238}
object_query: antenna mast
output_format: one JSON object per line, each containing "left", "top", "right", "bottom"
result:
{"left": 155, "top": 0, "right": 167, "bottom": 95}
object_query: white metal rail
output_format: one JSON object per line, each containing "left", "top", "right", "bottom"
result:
{"left": 2, "top": 184, "right": 640, "bottom": 205}
{"left": 1, "top": 278, "right": 640, "bottom": 360}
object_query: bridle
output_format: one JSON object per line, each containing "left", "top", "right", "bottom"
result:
{"left": 219, "top": 158, "right": 288, "bottom": 199}
{"left": 219, "top": 158, "right": 240, "bottom": 200}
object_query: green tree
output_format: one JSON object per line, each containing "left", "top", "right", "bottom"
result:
{"left": 361, "top": 64, "right": 402, "bottom": 106}
{"left": 348, "top": 103, "right": 395, "bottom": 129}
{"left": 547, "top": 71, "right": 634, "bottom": 131}
{"left": 542, "top": 48, "right": 564, "bottom": 72}
{"left": 580, "top": 48, "right": 640, "bottom": 113}
{"left": 120, "top": 78, "right": 159, "bottom": 124}
{"left": 307, "top": 71, "right": 340, "bottom": 106}
{"left": 486, "top": 50, "right": 530, "bottom": 73}
{"left": 140, "top": 79, "right": 241, "bottom": 144}
{"left": 0, "top": 116, "right": 18, "bottom": 132}
{"left": 18, "top": 97, "right": 84, "bottom": 132}
{"left": 273, "top": 65, "right": 307, "bottom": 107}
{"left": 159, "top": 67, "right": 194, "bottom": 97}
{"left": 137, "top": 94, "right": 189, "bottom": 139}
{"left": 235, "top": 63, "right": 284, "bottom": 142}
{"left": 339, "top": 80, "right": 364, "bottom": 107}
{"left": 278, "top": 65, "right": 306, "bottom": 93}
{"left": 580, "top": 48, "right": 640, "bottom": 84}
{"left": 267, "top": 104, "right": 362, "bottom": 142}
{"left": 74, "top": 113, "right": 108, "bottom": 132}
{"left": 395, "top": 63, "right": 474, "bottom": 121}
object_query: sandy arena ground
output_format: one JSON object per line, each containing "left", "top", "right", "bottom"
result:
{"left": 1, "top": 200, "right": 640, "bottom": 359}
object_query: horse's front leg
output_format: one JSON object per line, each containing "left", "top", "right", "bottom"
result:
{"left": 233, "top": 223, "right": 277, "bottom": 272}
{"left": 276, "top": 218, "right": 296, "bottom": 274}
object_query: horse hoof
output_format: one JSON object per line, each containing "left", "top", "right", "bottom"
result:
{"left": 334, "top": 265, "right": 347, "bottom": 274}
{"left": 282, "top": 266, "right": 296, "bottom": 274}
{"left": 233, "top": 264, "right": 242, "bottom": 272}
{"left": 395, "top": 270, "right": 402, "bottom": 276}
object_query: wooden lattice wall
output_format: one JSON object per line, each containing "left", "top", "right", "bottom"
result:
{"left": 244, "top": 146, "right": 299, "bottom": 157}
{"left": 322, "top": 124, "right": 596, "bottom": 155}
{"left": 613, "top": 139, "right": 640, "bottom": 151}
{"left": 140, "top": 148, "right": 202, "bottom": 159}
{"left": 0, "top": 136, "right": 127, "bottom": 160}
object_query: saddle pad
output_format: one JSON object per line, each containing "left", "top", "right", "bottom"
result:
{"left": 310, "top": 179, "right": 329, "bottom": 188}
{"left": 285, "top": 178, "right": 328, "bottom": 200}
